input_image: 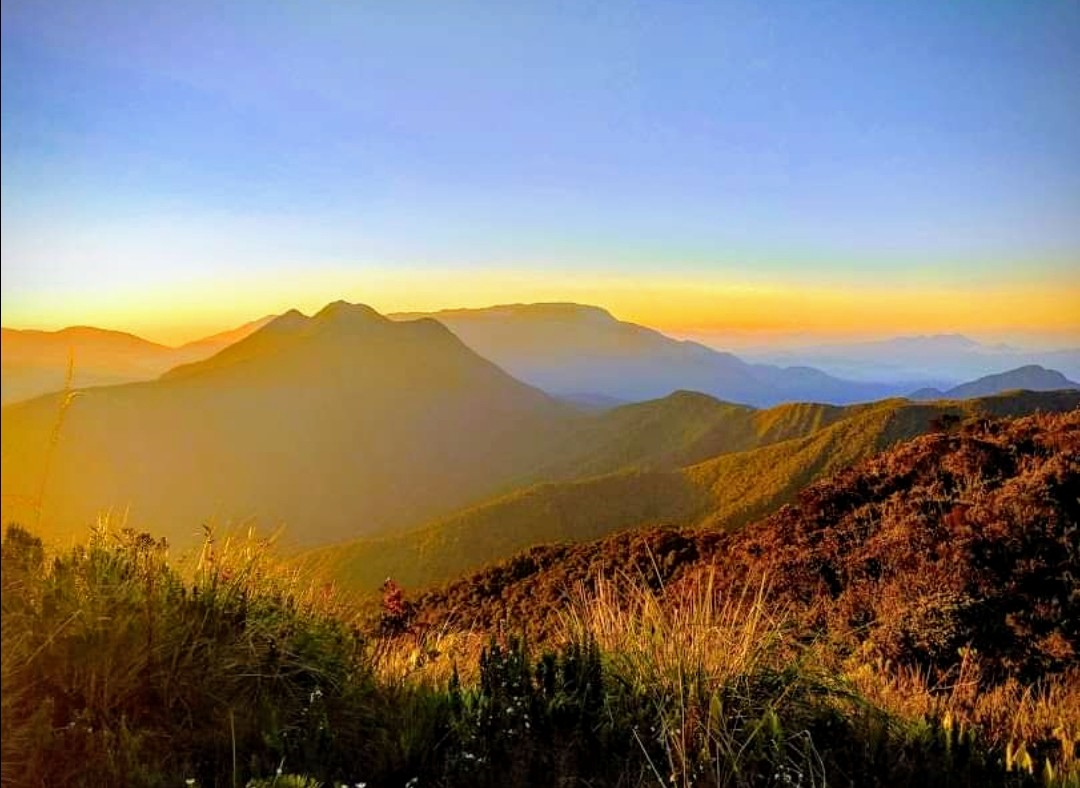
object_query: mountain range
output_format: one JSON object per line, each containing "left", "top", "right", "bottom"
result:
{"left": 391, "top": 303, "right": 906, "bottom": 405}
{"left": 5, "top": 301, "right": 1077, "bottom": 554}
{"left": 738, "top": 333, "right": 1080, "bottom": 384}
{"left": 307, "top": 388, "right": 1080, "bottom": 594}
{"left": 1, "top": 303, "right": 575, "bottom": 547}
{"left": 5, "top": 303, "right": 1076, "bottom": 411}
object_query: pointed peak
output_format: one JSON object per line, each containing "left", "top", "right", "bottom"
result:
{"left": 264, "top": 309, "right": 310, "bottom": 333}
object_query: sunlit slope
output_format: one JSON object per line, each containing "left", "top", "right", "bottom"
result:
{"left": 527, "top": 391, "right": 852, "bottom": 481}
{"left": 312, "top": 390, "right": 1079, "bottom": 593}
{"left": 1, "top": 302, "right": 572, "bottom": 547}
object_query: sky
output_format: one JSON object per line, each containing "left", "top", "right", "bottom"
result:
{"left": 2, "top": 0, "right": 1079, "bottom": 346}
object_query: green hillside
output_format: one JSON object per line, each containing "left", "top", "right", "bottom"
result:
{"left": 312, "top": 390, "right": 1080, "bottom": 594}
{"left": 525, "top": 391, "right": 853, "bottom": 482}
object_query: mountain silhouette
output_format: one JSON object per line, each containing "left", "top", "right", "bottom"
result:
{"left": 0, "top": 316, "right": 272, "bottom": 404}
{"left": 909, "top": 364, "right": 1079, "bottom": 400}
{"left": 392, "top": 303, "right": 903, "bottom": 405}
{"left": 1, "top": 302, "right": 572, "bottom": 546}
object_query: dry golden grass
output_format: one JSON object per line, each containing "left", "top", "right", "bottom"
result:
{"left": 560, "top": 569, "right": 819, "bottom": 788}
{"left": 846, "top": 652, "right": 1080, "bottom": 785}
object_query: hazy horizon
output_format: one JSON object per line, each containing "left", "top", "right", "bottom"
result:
{"left": 3, "top": 295, "right": 1079, "bottom": 353}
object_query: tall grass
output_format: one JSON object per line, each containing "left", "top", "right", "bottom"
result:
{"left": 562, "top": 570, "right": 825, "bottom": 787}
{"left": 846, "top": 653, "right": 1080, "bottom": 786}
{"left": 1, "top": 523, "right": 377, "bottom": 786}
{"left": 3, "top": 524, "right": 1074, "bottom": 787}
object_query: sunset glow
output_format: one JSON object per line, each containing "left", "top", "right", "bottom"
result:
{"left": 3, "top": 267, "right": 1078, "bottom": 348}
{"left": 4, "top": 1, "right": 1079, "bottom": 348}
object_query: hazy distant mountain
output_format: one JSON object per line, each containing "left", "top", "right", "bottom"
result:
{"left": 1, "top": 302, "right": 572, "bottom": 547}
{"left": 740, "top": 333, "right": 1080, "bottom": 384}
{"left": 171, "top": 315, "right": 276, "bottom": 357}
{"left": 909, "top": 364, "right": 1079, "bottom": 401}
{"left": 0, "top": 316, "right": 273, "bottom": 404}
{"left": 310, "top": 389, "right": 1080, "bottom": 593}
{"left": 392, "top": 303, "right": 902, "bottom": 405}
{"left": 1, "top": 327, "right": 173, "bottom": 404}
{"left": 554, "top": 392, "right": 627, "bottom": 411}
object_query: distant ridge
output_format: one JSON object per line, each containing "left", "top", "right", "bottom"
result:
{"left": 909, "top": 364, "right": 1079, "bottom": 400}
{"left": 1, "top": 317, "right": 271, "bottom": 404}
{"left": 391, "top": 302, "right": 905, "bottom": 406}
{"left": 173, "top": 314, "right": 275, "bottom": 356}
{"left": 741, "top": 334, "right": 1080, "bottom": 383}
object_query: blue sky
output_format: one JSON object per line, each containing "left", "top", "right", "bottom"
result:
{"left": 2, "top": 0, "right": 1078, "bottom": 341}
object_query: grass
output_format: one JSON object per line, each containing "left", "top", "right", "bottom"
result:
{"left": 3, "top": 523, "right": 1076, "bottom": 787}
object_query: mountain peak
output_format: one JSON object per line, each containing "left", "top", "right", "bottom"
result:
{"left": 909, "top": 364, "right": 1078, "bottom": 400}
{"left": 1008, "top": 364, "right": 1054, "bottom": 375}
{"left": 263, "top": 309, "right": 310, "bottom": 333}
{"left": 312, "top": 300, "right": 387, "bottom": 327}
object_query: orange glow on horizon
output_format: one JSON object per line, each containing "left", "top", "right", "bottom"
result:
{"left": 3, "top": 268, "right": 1078, "bottom": 348}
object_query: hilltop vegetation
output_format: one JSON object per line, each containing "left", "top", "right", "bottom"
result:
{"left": 407, "top": 409, "right": 1079, "bottom": 682}
{"left": 3, "top": 408, "right": 1078, "bottom": 786}
{"left": 311, "top": 390, "right": 1079, "bottom": 594}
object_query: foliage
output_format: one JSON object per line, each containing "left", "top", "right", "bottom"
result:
{"left": 411, "top": 409, "right": 1080, "bottom": 683}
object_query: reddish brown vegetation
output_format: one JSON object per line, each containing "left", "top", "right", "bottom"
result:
{"left": 721, "top": 409, "right": 1078, "bottom": 681}
{"left": 411, "top": 409, "right": 1080, "bottom": 683}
